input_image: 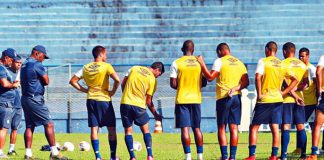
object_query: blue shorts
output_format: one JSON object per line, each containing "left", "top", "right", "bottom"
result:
{"left": 216, "top": 95, "right": 241, "bottom": 125}
{"left": 87, "top": 100, "right": 116, "bottom": 128}
{"left": 21, "top": 95, "right": 52, "bottom": 128}
{"left": 305, "top": 105, "right": 316, "bottom": 122}
{"left": 11, "top": 107, "right": 23, "bottom": 130}
{"left": 252, "top": 102, "right": 283, "bottom": 125}
{"left": 282, "top": 103, "right": 305, "bottom": 124}
{"left": 317, "top": 93, "right": 324, "bottom": 112}
{"left": 0, "top": 102, "right": 13, "bottom": 129}
{"left": 175, "top": 104, "right": 201, "bottom": 128}
{"left": 120, "top": 104, "right": 149, "bottom": 128}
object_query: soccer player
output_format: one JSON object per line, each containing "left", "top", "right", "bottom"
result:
{"left": 307, "top": 54, "right": 324, "bottom": 160}
{"left": 7, "top": 54, "right": 23, "bottom": 156}
{"left": 70, "top": 45, "right": 120, "bottom": 160}
{"left": 196, "top": 43, "right": 249, "bottom": 160}
{"left": 280, "top": 42, "right": 308, "bottom": 160}
{"left": 244, "top": 41, "right": 298, "bottom": 160}
{"left": 20, "top": 45, "right": 68, "bottom": 160}
{"left": 289, "top": 48, "right": 317, "bottom": 156}
{"left": 120, "top": 62, "right": 164, "bottom": 160}
{"left": 170, "top": 40, "right": 204, "bottom": 160}
{"left": 0, "top": 48, "right": 20, "bottom": 159}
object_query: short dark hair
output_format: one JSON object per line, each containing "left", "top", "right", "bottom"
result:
{"left": 282, "top": 42, "right": 296, "bottom": 53}
{"left": 92, "top": 45, "right": 106, "bottom": 59}
{"left": 216, "top": 43, "right": 230, "bottom": 54}
{"left": 299, "top": 47, "right": 309, "bottom": 55}
{"left": 265, "top": 41, "right": 277, "bottom": 52}
{"left": 151, "top": 61, "right": 165, "bottom": 74}
{"left": 181, "top": 40, "right": 194, "bottom": 54}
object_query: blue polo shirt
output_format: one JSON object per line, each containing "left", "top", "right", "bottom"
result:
{"left": 7, "top": 69, "right": 21, "bottom": 109}
{"left": 21, "top": 58, "right": 47, "bottom": 97}
{"left": 0, "top": 64, "right": 15, "bottom": 103}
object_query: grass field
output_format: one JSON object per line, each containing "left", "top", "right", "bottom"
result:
{"left": 3, "top": 132, "right": 323, "bottom": 159}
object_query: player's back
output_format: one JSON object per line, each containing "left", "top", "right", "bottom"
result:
{"left": 303, "top": 63, "right": 317, "bottom": 105}
{"left": 216, "top": 55, "right": 247, "bottom": 100}
{"left": 173, "top": 56, "right": 202, "bottom": 104}
{"left": 121, "top": 66, "right": 156, "bottom": 108}
{"left": 83, "top": 61, "right": 114, "bottom": 101}
{"left": 282, "top": 57, "right": 307, "bottom": 103}
{"left": 258, "top": 56, "right": 284, "bottom": 103}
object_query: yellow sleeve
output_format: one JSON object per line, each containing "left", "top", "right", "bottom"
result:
{"left": 107, "top": 63, "right": 116, "bottom": 75}
{"left": 146, "top": 78, "right": 156, "bottom": 96}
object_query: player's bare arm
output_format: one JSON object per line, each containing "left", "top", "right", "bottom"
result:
{"left": 0, "top": 78, "right": 20, "bottom": 88}
{"left": 229, "top": 73, "right": 249, "bottom": 96}
{"left": 69, "top": 75, "right": 88, "bottom": 93}
{"left": 296, "top": 77, "right": 308, "bottom": 91}
{"left": 108, "top": 72, "right": 120, "bottom": 97}
{"left": 281, "top": 75, "right": 298, "bottom": 97}
{"left": 121, "top": 76, "right": 128, "bottom": 92}
{"left": 146, "top": 95, "right": 162, "bottom": 121}
{"left": 40, "top": 74, "right": 49, "bottom": 86}
{"left": 170, "top": 78, "right": 177, "bottom": 89}
{"left": 317, "top": 65, "right": 323, "bottom": 97}
{"left": 255, "top": 73, "right": 263, "bottom": 100}
{"left": 196, "top": 55, "right": 219, "bottom": 81}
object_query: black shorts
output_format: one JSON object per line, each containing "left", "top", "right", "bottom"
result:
{"left": 120, "top": 104, "right": 149, "bottom": 128}
{"left": 282, "top": 103, "right": 305, "bottom": 124}
{"left": 87, "top": 99, "right": 116, "bottom": 127}
{"left": 175, "top": 104, "right": 201, "bottom": 128}
{"left": 252, "top": 102, "right": 283, "bottom": 125}
{"left": 21, "top": 95, "right": 51, "bottom": 128}
{"left": 216, "top": 95, "right": 241, "bottom": 125}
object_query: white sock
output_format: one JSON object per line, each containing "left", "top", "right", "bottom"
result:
{"left": 0, "top": 149, "right": 3, "bottom": 155}
{"left": 51, "top": 146, "right": 59, "bottom": 156}
{"left": 9, "top": 144, "right": 15, "bottom": 152}
{"left": 197, "top": 153, "right": 203, "bottom": 160}
{"left": 185, "top": 153, "right": 192, "bottom": 160}
{"left": 26, "top": 148, "right": 32, "bottom": 157}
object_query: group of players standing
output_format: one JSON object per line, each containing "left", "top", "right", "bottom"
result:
{"left": 70, "top": 40, "right": 324, "bottom": 160}
{"left": 0, "top": 40, "right": 324, "bottom": 160}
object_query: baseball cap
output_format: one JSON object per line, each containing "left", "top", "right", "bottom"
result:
{"left": 2, "top": 48, "right": 19, "bottom": 60}
{"left": 33, "top": 45, "right": 49, "bottom": 59}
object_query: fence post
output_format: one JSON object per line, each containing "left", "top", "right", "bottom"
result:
{"left": 67, "top": 64, "right": 72, "bottom": 133}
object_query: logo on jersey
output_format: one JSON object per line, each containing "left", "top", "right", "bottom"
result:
{"left": 227, "top": 57, "right": 239, "bottom": 66}
{"left": 87, "top": 64, "right": 100, "bottom": 72}
{"left": 137, "top": 68, "right": 150, "bottom": 77}
{"left": 270, "top": 59, "right": 281, "bottom": 67}
{"left": 290, "top": 60, "right": 302, "bottom": 67}
{"left": 185, "top": 59, "right": 198, "bottom": 67}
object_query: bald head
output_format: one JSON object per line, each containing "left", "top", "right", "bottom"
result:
{"left": 181, "top": 40, "right": 194, "bottom": 55}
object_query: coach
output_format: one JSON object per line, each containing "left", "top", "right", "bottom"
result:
{"left": 20, "top": 45, "right": 68, "bottom": 160}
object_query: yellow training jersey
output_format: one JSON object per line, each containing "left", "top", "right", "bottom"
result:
{"left": 121, "top": 66, "right": 156, "bottom": 109}
{"left": 170, "top": 56, "right": 202, "bottom": 104}
{"left": 82, "top": 62, "right": 116, "bottom": 101}
{"left": 256, "top": 56, "right": 287, "bottom": 103}
{"left": 212, "top": 55, "right": 247, "bottom": 100}
{"left": 303, "top": 63, "right": 317, "bottom": 105}
{"left": 282, "top": 57, "right": 307, "bottom": 103}
{"left": 319, "top": 55, "right": 324, "bottom": 90}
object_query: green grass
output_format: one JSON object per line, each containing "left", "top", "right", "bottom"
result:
{"left": 3, "top": 132, "right": 321, "bottom": 159}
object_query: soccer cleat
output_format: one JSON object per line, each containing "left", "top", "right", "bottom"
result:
{"left": 24, "top": 155, "right": 39, "bottom": 160}
{"left": 268, "top": 156, "right": 277, "bottom": 160}
{"left": 49, "top": 153, "right": 69, "bottom": 160}
{"left": 7, "top": 150, "right": 17, "bottom": 156}
{"left": 306, "top": 155, "right": 317, "bottom": 160}
{"left": 147, "top": 156, "right": 154, "bottom": 160}
{"left": 244, "top": 156, "right": 256, "bottom": 160}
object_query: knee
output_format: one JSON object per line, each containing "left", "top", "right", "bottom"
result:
{"left": 46, "top": 122, "right": 54, "bottom": 128}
